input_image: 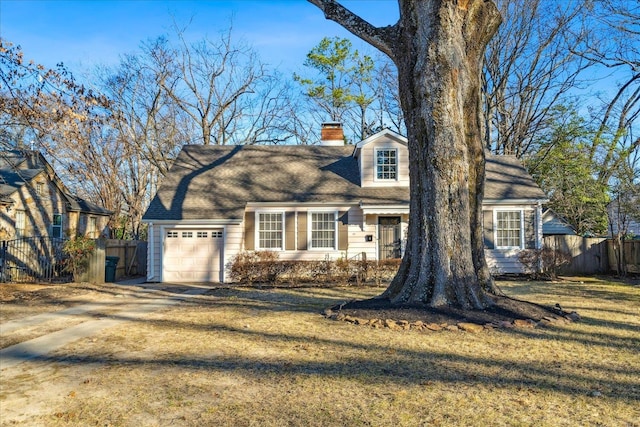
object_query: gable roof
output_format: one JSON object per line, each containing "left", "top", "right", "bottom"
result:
{"left": 143, "top": 143, "right": 547, "bottom": 222}
{"left": 353, "top": 128, "right": 406, "bottom": 153}
{"left": 0, "top": 169, "right": 43, "bottom": 197}
{"left": 484, "top": 154, "right": 548, "bottom": 201}
{"left": 0, "top": 150, "right": 112, "bottom": 216}
{"left": 542, "top": 209, "right": 576, "bottom": 235}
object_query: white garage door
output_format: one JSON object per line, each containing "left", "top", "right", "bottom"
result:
{"left": 163, "top": 229, "right": 223, "bottom": 282}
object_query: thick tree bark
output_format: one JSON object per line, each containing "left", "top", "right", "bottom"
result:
{"left": 309, "top": 0, "right": 502, "bottom": 309}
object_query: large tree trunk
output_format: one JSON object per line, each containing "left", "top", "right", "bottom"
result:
{"left": 309, "top": 0, "right": 502, "bottom": 309}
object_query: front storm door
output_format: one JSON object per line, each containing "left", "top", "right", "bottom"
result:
{"left": 378, "top": 216, "right": 402, "bottom": 259}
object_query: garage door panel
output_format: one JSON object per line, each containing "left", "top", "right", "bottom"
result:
{"left": 163, "top": 229, "right": 222, "bottom": 282}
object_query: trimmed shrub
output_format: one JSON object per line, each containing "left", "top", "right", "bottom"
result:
{"left": 228, "top": 251, "right": 401, "bottom": 287}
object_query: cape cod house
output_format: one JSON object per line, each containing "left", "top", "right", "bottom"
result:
{"left": 142, "top": 124, "right": 548, "bottom": 283}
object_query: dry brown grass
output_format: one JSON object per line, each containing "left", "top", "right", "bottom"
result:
{"left": 1, "top": 278, "right": 639, "bottom": 426}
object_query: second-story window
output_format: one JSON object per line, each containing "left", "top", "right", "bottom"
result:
{"left": 376, "top": 149, "right": 397, "bottom": 180}
{"left": 35, "top": 182, "right": 45, "bottom": 196}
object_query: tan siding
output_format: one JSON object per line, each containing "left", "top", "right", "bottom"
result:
{"left": 297, "top": 214, "right": 307, "bottom": 250}
{"left": 1, "top": 171, "right": 69, "bottom": 239}
{"left": 285, "top": 212, "right": 296, "bottom": 250}
{"left": 346, "top": 208, "right": 377, "bottom": 260}
{"left": 338, "top": 210, "right": 348, "bottom": 251}
{"left": 223, "top": 223, "right": 244, "bottom": 282}
{"left": 359, "top": 138, "right": 410, "bottom": 188}
{"left": 244, "top": 212, "right": 255, "bottom": 250}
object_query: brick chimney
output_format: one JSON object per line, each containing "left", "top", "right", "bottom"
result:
{"left": 320, "top": 122, "right": 344, "bottom": 146}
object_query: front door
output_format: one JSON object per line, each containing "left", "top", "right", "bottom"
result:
{"left": 378, "top": 216, "right": 402, "bottom": 259}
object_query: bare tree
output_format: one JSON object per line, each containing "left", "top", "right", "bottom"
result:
{"left": 161, "top": 25, "right": 289, "bottom": 145}
{"left": 483, "top": 0, "right": 592, "bottom": 157}
{"left": 0, "top": 39, "right": 108, "bottom": 150}
{"left": 309, "top": 0, "right": 501, "bottom": 309}
{"left": 580, "top": 0, "right": 639, "bottom": 186}
{"left": 370, "top": 53, "right": 404, "bottom": 135}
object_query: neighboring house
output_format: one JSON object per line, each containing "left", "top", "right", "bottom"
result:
{"left": 607, "top": 199, "right": 640, "bottom": 238}
{"left": 142, "top": 124, "right": 549, "bottom": 283}
{"left": 542, "top": 209, "right": 576, "bottom": 236}
{"left": 0, "top": 150, "right": 112, "bottom": 241}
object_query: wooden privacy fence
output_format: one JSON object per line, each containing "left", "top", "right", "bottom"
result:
{"left": 79, "top": 239, "right": 147, "bottom": 283}
{"left": 608, "top": 239, "right": 640, "bottom": 274}
{"left": 77, "top": 239, "right": 106, "bottom": 284}
{"left": 543, "top": 235, "right": 609, "bottom": 275}
{"left": 104, "top": 239, "right": 147, "bottom": 281}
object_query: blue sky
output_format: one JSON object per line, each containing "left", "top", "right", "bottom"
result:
{"left": 0, "top": 0, "right": 399, "bottom": 74}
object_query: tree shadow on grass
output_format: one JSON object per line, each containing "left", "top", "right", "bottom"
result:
{"left": 12, "top": 316, "right": 640, "bottom": 404}
{"left": 3, "top": 282, "right": 639, "bottom": 405}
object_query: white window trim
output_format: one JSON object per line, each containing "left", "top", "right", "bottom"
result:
{"left": 52, "top": 213, "right": 63, "bottom": 239}
{"left": 307, "top": 210, "right": 338, "bottom": 251}
{"left": 374, "top": 147, "right": 399, "bottom": 182}
{"left": 15, "top": 210, "right": 26, "bottom": 237}
{"left": 255, "top": 211, "right": 285, "bottom": 251}
{"left": 493, "top": 209, "right": 524, "bottom": 250}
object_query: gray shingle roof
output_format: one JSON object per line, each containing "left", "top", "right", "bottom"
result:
{"left": 484, "top": 154, "right": 548, "bottom": 201}
{"left": 0, "top": 150, "right": 112, "bottom": 216}
{"left": 143, "top": 145, "right": 547, "bottom": 221}
{"left": 0, "top": 169, "right": 42, "bottom": 197}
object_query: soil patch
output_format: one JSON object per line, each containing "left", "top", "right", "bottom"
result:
{"left": 328, "top": 294, "right": 571, "bottom": 329}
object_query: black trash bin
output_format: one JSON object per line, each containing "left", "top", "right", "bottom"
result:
{"left": 105, "top": 256, "right": 120, "bottom": 282}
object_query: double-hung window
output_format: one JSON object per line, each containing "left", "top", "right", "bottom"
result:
{"left": 310, "top": 212, "right": 336, "bottom": 249}
{"left": 376, "top": 148, "right": 398, "bottom": 180}
{"left": 52, "top": 213, "right": 63, "bottom": 239}
{"left": 15, "top": 210, "right": 26, "bottom": 237}
{"left": 495, "top": 211, "right": 523, "bottom": 249}
{"left": 257, "top": 212, "right": 283, "bottom": 250}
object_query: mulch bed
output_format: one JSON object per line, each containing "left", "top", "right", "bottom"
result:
{"left": 325, "top": 295, "right": 579, "bottom": 332}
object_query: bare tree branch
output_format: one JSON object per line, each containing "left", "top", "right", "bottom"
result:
{"left": 307, "top": 0, "right": 398, "bottom": 62}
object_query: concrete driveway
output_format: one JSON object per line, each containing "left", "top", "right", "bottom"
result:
{"left": 0, "top": 279, "right": 210, "bottom": 372}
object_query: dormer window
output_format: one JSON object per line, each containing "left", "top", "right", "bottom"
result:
{"left": 376, "top": 148, "right": 397, "bottom": 180}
